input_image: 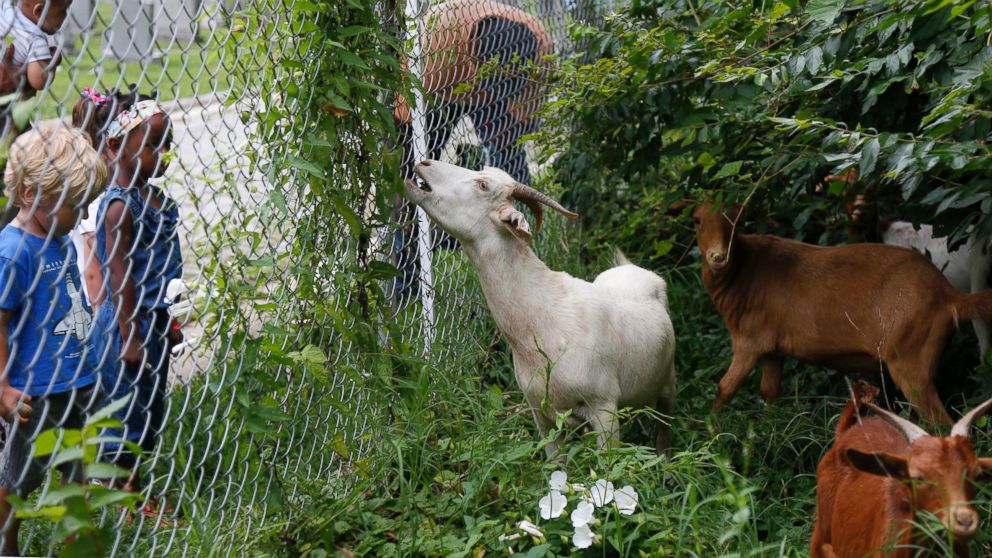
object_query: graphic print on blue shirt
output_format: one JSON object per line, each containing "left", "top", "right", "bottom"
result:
{"left": 0, "top": 227, "right": 96, "bottom": 396}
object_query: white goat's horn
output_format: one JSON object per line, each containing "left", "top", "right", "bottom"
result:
{"left": 951, "top": 396, "right": 992, "bottom": 438}
{"left": 865, "top": 402, "right": 929, "bottom": 443}
{"left": 512, "top": 182, "right": 579, "bottom": 235}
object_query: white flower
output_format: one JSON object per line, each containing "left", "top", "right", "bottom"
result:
{"left": 570, "top": 499, "right": 595, "bottom": 527}
{"left": 518, "top": 520, "right": 544, "bottom": 538}
{"left": 549, "top": 470, "right": 568, "bottom": 491}
{"left": 573, "top": 523, "right": 595, "bottom": 549}
{"left": 538, "top": 490, "right": 567, "bottom": 520}
{"left": 614, "top": 485, "right": 639, "bottom": 515}
{"left": 589, "top": 479, "right": 614, "bottom": 507}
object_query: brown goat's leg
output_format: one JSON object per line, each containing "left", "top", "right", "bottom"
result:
{"left": 887, "top": 331, "right": 953, "bottom": 425}
{"left": 711, "top": 351, "right": 760, "bottom": 413}
{"left": 915, "top": 383, "right": 953, "bottom": 425}
{"left": 759, "top": 358, "right": 783, "bottom": 403}
{"left": 819, "top": 544, "right": 839, "bottom": 558}
{"left": 890, "top": 372, "right": 953, "bottom": 425}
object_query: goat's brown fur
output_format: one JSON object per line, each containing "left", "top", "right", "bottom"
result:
{"left": 810, "top": 381, "right": 992, "bottom": 557}
{"left": 690, "top": 202, "right": 992, "bottom": 424}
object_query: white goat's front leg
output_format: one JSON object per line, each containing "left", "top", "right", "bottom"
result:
{"left": 532, "top": 408, "right": 564, "bottom": 460}
{"left": 591, "top": 405, "right": 620, "bottom": 449}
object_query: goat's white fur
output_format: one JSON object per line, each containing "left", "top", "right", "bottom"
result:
{"left": 405, "top": 160, "right": 676, "bottom": 457}
{"left": 882, "top": 221, "right": 992, "bottom": 360}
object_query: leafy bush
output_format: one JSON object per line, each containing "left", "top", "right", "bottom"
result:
{"left": 536, "top": 0, "right": 992, "bottom": 258}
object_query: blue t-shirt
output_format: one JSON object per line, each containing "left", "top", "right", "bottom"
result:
{"left": 0, "top": 226, "right": 97, "bottom": 396}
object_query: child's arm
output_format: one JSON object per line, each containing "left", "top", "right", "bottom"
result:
{"left": 0, "top": 310, "right": 30, "bottom": 424}
{"left": 102, "top": 200, "right": 143, "bottom": 369}
{"left": 79, "top": 233, "right": 103, "bottom": 306}
{"left": 23, "top": 59, "right": 50, "bottom": 92}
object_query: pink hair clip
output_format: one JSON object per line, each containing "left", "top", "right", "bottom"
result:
{"left": 80, "top": 87, "right": 109, "bottom": 106}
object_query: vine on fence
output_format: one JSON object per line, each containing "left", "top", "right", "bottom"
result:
{"left": 221, "top": 0, "right": 413, "bottom": 509}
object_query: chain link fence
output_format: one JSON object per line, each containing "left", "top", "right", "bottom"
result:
{"left": 0, "top": 0, "right": 617, "bottom": 555}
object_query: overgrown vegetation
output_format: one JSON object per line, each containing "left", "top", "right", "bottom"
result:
{"left": 538, "top": 0, "right": 992, "bottom": 255}
{"left": 234, "top": 0, "right": 992, "bottom": 556}
{"left": 19, "top": 0, "right": 992, "bottom": 555}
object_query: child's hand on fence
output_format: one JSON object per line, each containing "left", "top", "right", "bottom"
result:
{"left": 0, "top": 44, "right": 18, "bottom": 95}
{"left": 0, "top": 385, "right": 31, "bottom": 424}
{"left": 121, "top": 340, "right": 149, "bottom": 372}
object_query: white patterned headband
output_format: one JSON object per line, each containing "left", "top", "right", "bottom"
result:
{"left": 106, "top": 99, "right": 165, "bottom": 139}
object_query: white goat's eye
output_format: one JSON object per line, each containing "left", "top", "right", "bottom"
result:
{"left": 476, "top": 180, "right": 489, "bottom": 191}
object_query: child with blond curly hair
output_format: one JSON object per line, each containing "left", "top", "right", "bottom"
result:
{"left": 0, "top": 122, "right": 107, "bottom": 555}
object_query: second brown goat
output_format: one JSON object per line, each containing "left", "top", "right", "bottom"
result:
{"left": 688, "top": 201, "right": 992, "bottom": 424}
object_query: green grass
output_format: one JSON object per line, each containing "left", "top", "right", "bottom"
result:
{"left": 33, "top": 2, "right": 233, "bottom": 120}
{"left": 232, "top": 218, "right": 992, "bottom": 557}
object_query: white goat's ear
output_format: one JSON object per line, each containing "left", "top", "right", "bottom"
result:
{"left": 494, "top": 202, "right": 532, "bottom": 242}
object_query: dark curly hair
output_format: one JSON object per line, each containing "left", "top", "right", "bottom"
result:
{"left": 72, "top": 84, "right": 157, "bottom": 148}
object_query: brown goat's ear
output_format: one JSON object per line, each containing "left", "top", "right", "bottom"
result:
{"left": 846, "top": 448, "right": 910, "bottom": 479}
{"left": 494, "top": 202, "right": 532, "bottom": 243}
{"left": 726, "top": 204, "right": 745, "bottom": 224}
{"left": 850, "top": 380, "right": 880, "bottom": 406}
{"left": 978, "top": 458, "right": 992, "bottom": 476}
{"left": 664, "top": 200, "right": 692, "bottom": 216}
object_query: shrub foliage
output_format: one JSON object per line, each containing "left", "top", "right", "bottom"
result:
{"left": 538, "top": 0, "right": 992, "bottom": 258}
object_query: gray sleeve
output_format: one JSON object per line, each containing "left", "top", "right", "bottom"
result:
{"left": 20, "top": 33, "right": 51, "bottom": 65}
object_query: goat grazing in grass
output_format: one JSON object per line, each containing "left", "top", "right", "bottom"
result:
{"left": 687, "top": 201, "right": 992, "bottom": 424}
{"left": 406, "top": 160, "right": 677, "bottom": 457}
{"left": 811, "top": 380, "right": 992, "bottom": 557}
{"left": 882, "top": 220, "right": 992, "bottom": 362}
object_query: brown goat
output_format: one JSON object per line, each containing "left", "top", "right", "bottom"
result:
{"left": 689, "top": 202, "right": 992, "bottom": 424}
{"left": 810, "top": 380, "right": 992, "bottom": 557}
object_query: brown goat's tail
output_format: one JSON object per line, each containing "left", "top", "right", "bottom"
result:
{"left": 836, "top": 380, "right": 880, "bottom": 436}
{"left": 954, "top": 288, "right": 992, "bottom": 323}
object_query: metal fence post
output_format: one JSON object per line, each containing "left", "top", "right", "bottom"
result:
{"left": 403, "top": 0, "right": 436, "bottom": 354}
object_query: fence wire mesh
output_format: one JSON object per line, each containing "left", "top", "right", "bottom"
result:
{"left": 0, "top": 0, "right": 617, "bottom": 555}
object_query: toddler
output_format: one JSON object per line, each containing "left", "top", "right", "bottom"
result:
{"left": 0, "top": 0, "right": 70, "bottom": 93}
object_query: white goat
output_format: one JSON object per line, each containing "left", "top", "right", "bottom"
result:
{"left": 882, "top": 221, "right": 992, "bottom": 360}
{"left": 405, "top": 160, "right": 676, "bottom": 457}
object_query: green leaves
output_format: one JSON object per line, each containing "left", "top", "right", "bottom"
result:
{"left": 8, "top": 396, "right": 142, "bottom": 552}
{"left": 859, "top": 137, "right": 880, "bottom": 176}
{"left": 806, "top": 0, "right": 845, "bottom": 25}
{"left": 541, "top": 0, "right": 992, "bottom": 256}
{"left": 713, "top": 161, "right": 744, "bottom": 180}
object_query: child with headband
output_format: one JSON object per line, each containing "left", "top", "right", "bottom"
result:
{"left": 88, "top": 93, "right": 183, "bottom": 519}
